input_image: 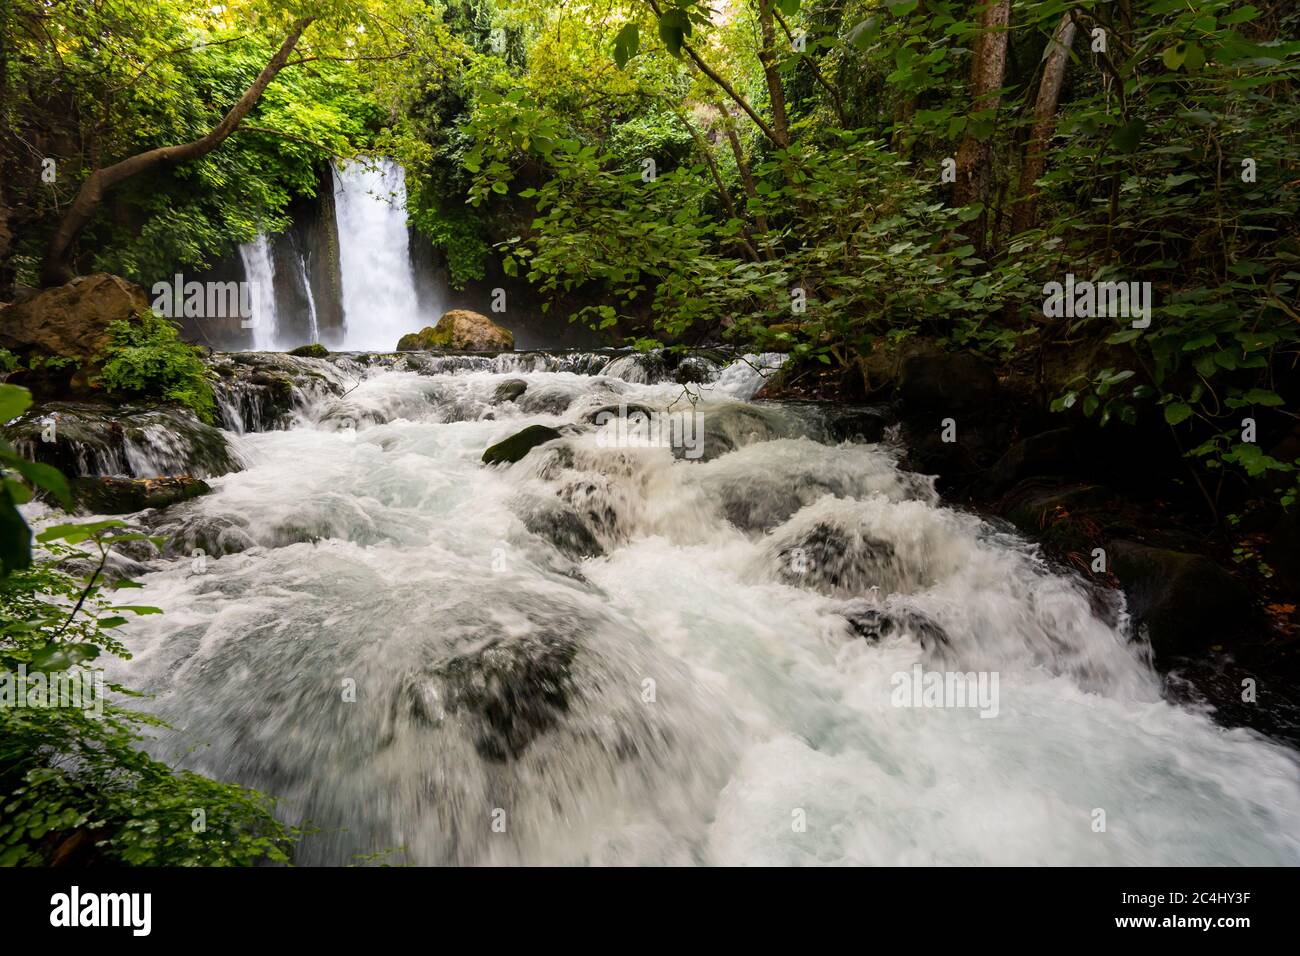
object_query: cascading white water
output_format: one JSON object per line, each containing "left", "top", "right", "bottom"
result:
{"left": 237, "top": 235, "right": 279, "bottom": 349}
{"left": 85, "top": 353, "right": 1300, "bottom": 866}
{"left": 299, "top": 248, "right": 320, "bottom": 345}
{"left": 332, "top": 158, "right": 423, "bottom": 350}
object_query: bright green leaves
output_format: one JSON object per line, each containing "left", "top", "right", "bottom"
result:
{"left": 0, "top": 384, "right": 30, "bottom": 422}
{"left": 1162, "top": 42, "right": 1206, "bottom": 72}
{"left": 613, "top": 23, "right": 640, "bottom": 69}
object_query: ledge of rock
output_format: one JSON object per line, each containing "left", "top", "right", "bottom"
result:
{"left": 397, "top": 310, "right": 514, "bottom": 352}
{"left": 71, "top": 475, "right": 211, "bottom": 515}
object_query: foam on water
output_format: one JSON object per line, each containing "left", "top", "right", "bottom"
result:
{"left": 81, "top": 357, "right": 1300, "bottom": 865}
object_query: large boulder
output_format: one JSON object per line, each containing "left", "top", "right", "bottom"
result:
{"left": 0, "top": 274, "right": 150, "bottom": 394}
{"left": 0, "top": 273, "right": 149, "bottom": 359}
{"left": 397, "top": 310, "right": 514, "bottom": 352}
{"left": 1108, "top": 540, "right": 1260, "bottom": 659}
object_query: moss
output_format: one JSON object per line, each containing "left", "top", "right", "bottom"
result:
{"left": 288, "top": 343, "right": 329, "bottom": 358}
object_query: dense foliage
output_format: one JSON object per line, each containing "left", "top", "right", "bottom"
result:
{"left": 0, "top": 384, "right": 296, "bottom": 866}
{"left": 96, "top": 313, "right": 218, "bottom": 423}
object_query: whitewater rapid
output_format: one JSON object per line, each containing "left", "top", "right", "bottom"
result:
{"left": 93, "top": 354, "right": 1300, "bottom": 865}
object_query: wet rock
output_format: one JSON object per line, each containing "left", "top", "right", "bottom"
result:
{"left": 840, "top": 601, "right": 949, "bottom": 650}
{"left": 434, "top": 632, "right": 577, "bottom": 762}
{"left": 288, "top": 343, "right": 329, "bottom": 358}
{"left": 583, "top": 402, "right": 658, "bottom": 425}
{"left": 601, "top": 351, "right": 669, "bottom": 384}
{"left": 516, "top": 385, "right": 576, "bottom": 416}
{"left": 4, "top": 402, "right": 240, "bottom": 478}
{"left": 207, "top": 351, "right": 357, "bottom": 431}
{"left": 482, "top": 424, "right": 562, "bottom": 466}
{"left": 774, "top": 521, "right": 899, "bottom": 596}
{"left": 522, "top": 501, "right": 605, "bottom": 559}
{"left": 820, "top": 406, "right": 891, "bottom": 445}
{"left": 674, "top": 356, "right": 717, "bottom": 385}
{"left": 898, "top": 353, "right": 1001, "bottom": 414}
{"left": 1001, "top": 481, "right": 1115, "bottom": 556}
{"left": 691, "top": 404, "right": 794, "bottom": 461}
{"left": 1109, "top": 540, "right": 1260, "bottom": 659}
{"left": 397, "top": 309, "right": 514, "bottom": 352}
{"left": 149, "top": 512, "right": 256, "bottom": 558}
{"left": 71, "top": 475, "right": 211, "bottom": 514}
{"left": 493, "top": 378, "right": 528, "bottom": 403}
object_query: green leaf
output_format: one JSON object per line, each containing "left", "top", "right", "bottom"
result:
{"left": 0, "top": 451, "right": 72, "bottom": 509}
{"left": 28, "top": 642, "right": 101, "bottom": 672}
{"left": 0, "top": 384, "right": 32, "bottom": 422}
{"left": 613, "top": 23, "right": 640, "bottom": 69}
{"left": 1164, "top": 403, "right": 1194, "bottom": 425}
{"left": 0, "top": 483, "right": 31, "bottom": 575}
{"left": 658, "top": 9, "right": 691, "bottom": 59}
{"left": 1112, "top": 118, "right": 1146, "bottom": 154}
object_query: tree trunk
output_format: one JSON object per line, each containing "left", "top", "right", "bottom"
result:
{"left": 39, "top": 18, "right": 314, "bottom": 287}
{"left": 1011, "top": 13, "right": 1077, "bottom": 235}
{"left": 953, "top": 0, "right": 1011, "bottom": 254}
{"left": 756, "top": 0, "right": 791, "bottom": 147}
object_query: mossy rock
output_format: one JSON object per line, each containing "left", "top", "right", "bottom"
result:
{"left": 482, "top": 424, "right": 562, "bottom": 466}
{"left": 72, "top": 475, "right": 211, "bottom": 515}
{"left": 288, "top": 343, "right": 329, "bottom": 358}
{"left": 397, "top": 310, "right": 514, "bottom": 352}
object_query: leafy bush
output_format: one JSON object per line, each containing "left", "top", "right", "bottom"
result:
{"left": 96, "top": 312, "right": 217, "bottom": 424}
{"left": 0, "top": 383, "right": 297, "bottom": 865}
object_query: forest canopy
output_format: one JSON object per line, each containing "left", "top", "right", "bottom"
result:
{"left": 3, "top": 0, "right": 1299, "bottom": 499}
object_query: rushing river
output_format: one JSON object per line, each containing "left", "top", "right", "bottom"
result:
{"left": 95, "top": 352, "right": 1300, "bottom": 865}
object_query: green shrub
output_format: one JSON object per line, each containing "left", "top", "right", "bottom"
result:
{"left": 0, "top": 388, "right": 297, "bottom": 865}
{"left": 96, "top": 313, "right": 217, "bottom": 424}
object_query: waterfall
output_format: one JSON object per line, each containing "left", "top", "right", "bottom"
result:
{"left": 299, "top": 248, "right": 321, "bottom": 345}
{"left": 238, "top": 235, "right": 279, "bottom": 349}
{"left": 332, "top": 158, "right": 423, "bottom": 350}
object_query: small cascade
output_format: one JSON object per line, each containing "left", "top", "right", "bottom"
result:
{"left": 299, "top": 248, "right": 321, "bottom": 344}
{"left": 238, "top": 235, "right": 279, "bottom": 349}
{"left": 332, "top": 158, "right": 423, "bottom": 350}
{"left": 69, "top": 349, "right": 1300, "bottom": 866}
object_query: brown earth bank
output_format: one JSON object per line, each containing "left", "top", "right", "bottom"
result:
{"left": 757, "top": 341, "right": 1300, "bottom": 745}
